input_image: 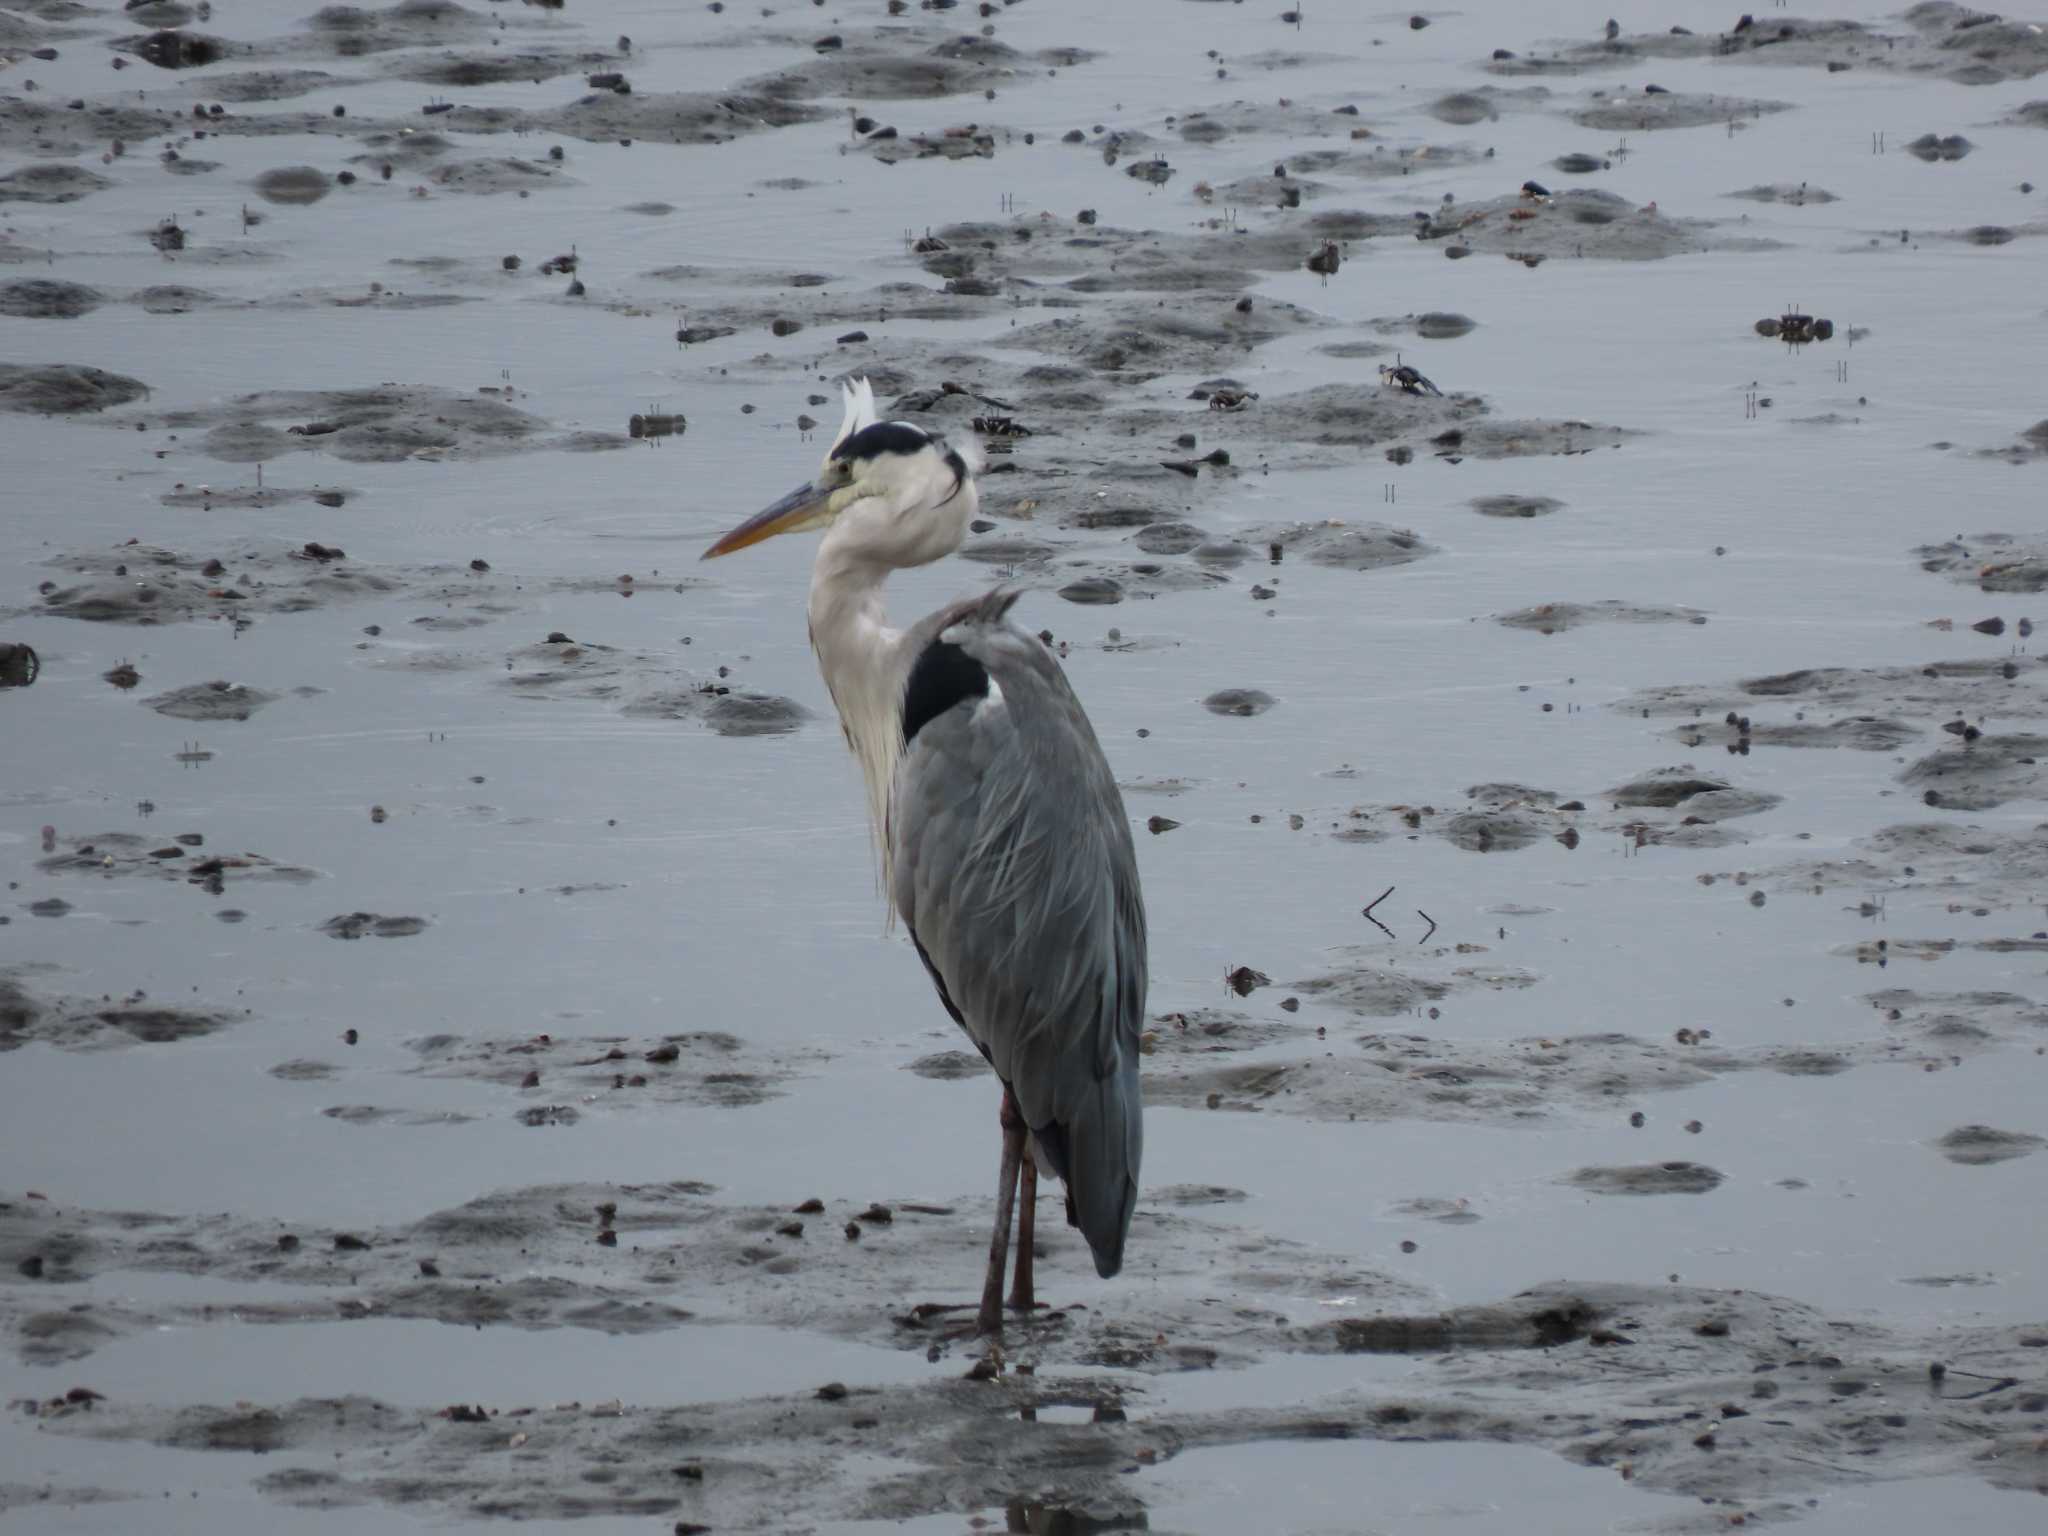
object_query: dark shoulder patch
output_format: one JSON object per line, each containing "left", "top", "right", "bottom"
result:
{"left": 832, "top": 420, "right": 930, "bottom": 464}
{"left": 902, "top": 638, "right": 987, "bottom": 746}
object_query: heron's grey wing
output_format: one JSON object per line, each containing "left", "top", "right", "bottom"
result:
{"left": 891, "top": 591, "right": 1147, "bottom": 1279}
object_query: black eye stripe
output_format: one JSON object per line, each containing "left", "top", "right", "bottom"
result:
{"left": 831, "top": 421, "right": 931, "bottom": 462}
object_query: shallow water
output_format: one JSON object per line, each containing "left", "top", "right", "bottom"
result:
{"left": 5, "top": 0, "right": 2048, "bottom": 1529}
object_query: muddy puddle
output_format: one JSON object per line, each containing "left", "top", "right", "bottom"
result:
{"left": 5, "top": 0, "right": 2048, "bottom": 1531}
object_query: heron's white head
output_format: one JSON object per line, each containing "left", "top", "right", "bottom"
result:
{"left": 703, "top": 379, "right": 980, "bottom": 569}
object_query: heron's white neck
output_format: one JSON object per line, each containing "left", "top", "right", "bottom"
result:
{"left": 807, "top": 539, "right": 904, "bottom": 900}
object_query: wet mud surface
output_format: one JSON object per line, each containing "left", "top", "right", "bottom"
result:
{"left": 6, "top": 1, "right": 2048, "bottom": 1533}
{"left": 9, "top": 1186, "right": 2048, "bottom": 1526}
{"left": 0, "top": 972, "right": 248, "bottom": 1053}
{"left": 1492, "top": 5, "right": 2048, "bottom": 87}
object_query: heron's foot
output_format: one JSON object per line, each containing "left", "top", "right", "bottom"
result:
{"left": 903, "top": 1297, "right": 1059, "bottom": 1333}
{"left": 900, "top": 1297, "right": 1052, "bottom": 1341}
{"left": 898, "top": 1301, "right": 973, "bottom": 1329}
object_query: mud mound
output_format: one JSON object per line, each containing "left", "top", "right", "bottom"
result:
{"left": 1567, "top": 1162, "right": 1725, "bottom": 1195}
{"left": 393, "top": 48, "right": 608, "bottom": 86}
{"left": 1430, "top": 90, "right": 1502, "bottom": 124}
{"left": 1437, "top": 807, "right": 1550, "bottom": 851}
{"left": 1906, "top": 132, "right": 1973, "bottom": 161}
{"left": 1619, "top": 655, "right": 2048, "bottom": 731}
{"left": 1759, "top": 820, "right": 2048, "bottom": 912}
{"left": 20, "top": 541, "right": 420, "bottom": 626}
{"left": 1607, "top": 767, "right": 1781, "bottom": 820}
{"left": 298, "top": 0, "right": 499, "bottom": 55}
{"left": 1901, "top": 733, "right": 2048, "bottom": 810}
{"left": 321, "top": 913, "right": 428, "bottom": 939}
{"left": 530, "top": 90, "right": 824, "bottom": 145}
{"left": 1249, "top": 381, "right": 1630, "bottom": 461}
{"left": 0, "top": 363, "right": 148, "bottom": 414}
{"left": 921, "top": 213, "right": 1406, "bottom": 297}
{"left": 0, "top": 99, "right": 184, "bottom": 156}
{"left": 133, "top": 284, "right": 228, "bottom": 314}
{"left": 408, "top": 1028, "right": 815, "bottom": 1109}
{"left": 35, "top": 829, "right": 319, "bottom": 890}
{"left": 744, "top": 36, "right": 1095, "bottom": 103}
{"left": 1420, "top": 188, "right": 1777, "bottom": 261}
{"left": 138, "top": 383, "right": 619, "bottom": 463}
{"left": 1906, "top": 2, "right": 2048, "bottom": 82}
{"left": 1667, "top": 715, "right": 1919, "bottom": 752}
{"left": 621, "top": 686, "right": 810, "bottom": 736}
{"left": 0, "top": 163, "right": 110, "bottom": 204}
{"left": 1726, "top": 182, "right": 1839, "bottom": 205}
{"left": 1248, "top": 381, "right": 1475, "bottom": 447}
{"left": 1472, "top": 494, "right": 1563, "bottom": 518}
{"left": 427, "top": 157, "right": 566, "bottom": 194}
{"left": 1321, "top": 789, "right": 1607, "bottom": 856}
{"left": 494, "top": 638, "right": 805, "bottom": 735}
{"left": 1922, "top": 532, "right": 2048, "bottom": 586}
{"left": 1202, "top": 688, "right": 1273, "bottom": 717}
{"left": 1487, "top": 13, "right": 2047, "bottom": 85}
{"left": 196, "top": 68, "right": 346, "bottom": 102}
{"left": 1242, "top": 521, "right": 1434, "bottom": 572}
{"left": 1369, "top": 310, "right": 1477, "bottom": 339}
{"left": 0, "top": 280, "right": 104, "bottom": 319}
{"left": 142, "top": 680, "right": 280, "bottom": 721}
{"left": 1932, "top": 1124, "right": 2045, "bottom": 1165}
{"left": 1006, "top": 298, "right": 1324, "bottom": 376}
{"left": 1570, "top": 91, "right": 1792, "bottom": 132}
{"left": 1167, "top": 99, "right": 1384, "bottom": 144}
{"left": 117, "top": 29, "right": 238, "bottom": 70}
{"left": 1497, "top": 601, "right": 1707, "bottom": 633}
{"left": 0, "top": 973, "right": 247, "bottom": 1053}
{"left": 253, "top": 165, "right": 332, "bottom": 205}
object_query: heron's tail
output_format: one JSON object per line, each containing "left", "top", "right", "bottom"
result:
{"left": 1059, "top": 1049, "right": 1142, "bottom": 1278}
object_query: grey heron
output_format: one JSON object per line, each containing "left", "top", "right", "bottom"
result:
{"left": 703, "top": 380, "right": 1146, "bottom": 1334}
{"left": 1380, "top": 362, "right": 1444, "bottom": 397}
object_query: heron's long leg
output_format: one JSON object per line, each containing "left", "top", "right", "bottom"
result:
{"left": 1009, "top": 1156, "right": 1036, "bottom": 1314}
{"left": 977, "top": 1089, "right": 1026, "bottom": 1335}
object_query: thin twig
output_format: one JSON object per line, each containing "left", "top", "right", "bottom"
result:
{"left": 1945, "top": 1376, "right": 2021, "bottom": 1401}
{"left": 1416, "top": 910, "right": 1438, "bottom": 944}
{"left": 1362, "top": 885, "right": 1395, "bottom": 939}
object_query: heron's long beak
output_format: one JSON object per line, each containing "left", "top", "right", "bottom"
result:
{"left": 702, "top": 480, "right": 840, "bottom": 560}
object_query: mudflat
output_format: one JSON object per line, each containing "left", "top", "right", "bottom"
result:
{"left": 4, "top": 2, "right": 2048, "bottom": 1532}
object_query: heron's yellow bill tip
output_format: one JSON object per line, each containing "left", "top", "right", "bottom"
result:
{"left": 700, "top": 520, "right": 776, "bottom": 560}
{"left": 702, "top": 480, "right": 832, "bottom": 561}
